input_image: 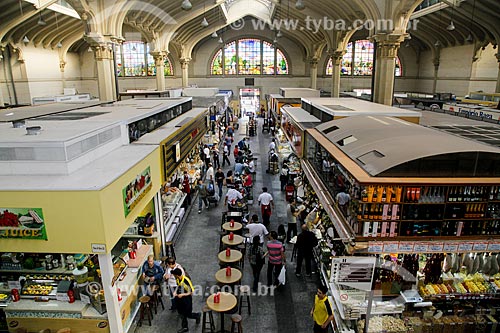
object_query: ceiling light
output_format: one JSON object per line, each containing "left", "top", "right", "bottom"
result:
{"left": 132, "top": 46, "right": 137, "bottom": 51}
{"left": 201, "top": 17, "right": 209, "bottom": 28}
{"left": 23, "top": 36, "right": 29, "bottom": 44}
{"left": 87, "top": 46, "right": 93, "bottom": 52}
{"left": 181, "top": 0, "right": 192, "bottom": 10}
{"left": 273, "top": 37, "right": 278, "bottom": 44}
{"left": 276, "top": 30, "right": 283, "bottom": 38}
{"left": 405, "top": 33, "right": 412, "bottom": 40}
{"left": 218, "top": 37, "right": 223, "bottom": 44}
{"left": 361, "top": 44, "right": 366, "bottom": 51}
{"left": 434, "top": 40, "right": 441, "bottom": 47}
{"left": 37, "top": 14, "right": 46, "bottom": 26}
{"left": 466, "top": 33, "right": 473, "bottom": 43}
{"left": 56, "top": 42, "right": 62, "bottom": 48}
{"left": 446, "top": 21, "right": 455, "bottom": 31}
{"left": 211, "top": 31, "right": 218, "bottom": 38}
{"left": 295, "top": 0, "right": 305, "bottom": 10}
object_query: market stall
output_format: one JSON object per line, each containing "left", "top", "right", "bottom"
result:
{"left": 280, "top": 106, "right": 320, "bottom": 157}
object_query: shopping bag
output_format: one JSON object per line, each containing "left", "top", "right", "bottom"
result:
{"left": 278, "top": 265, "right": 286, "bottom": 285}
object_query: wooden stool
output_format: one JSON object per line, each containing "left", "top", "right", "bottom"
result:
{"left": 165, "top": 241, "right": 176, "bottom": 260}
{"left": 154, "top": 284, "right": 165, "bottom": 311}
{"left": 138, "top": 295, "right": 152, "bottom": 326}
{"left": 236, "top": 244, "right": 246, "bottom": 269}
{"left": 238, "top": 285, "right": 251, "bottom": 315}
{"left": 230, "top": 314, "right": 243, "bottom": 333}
{"left": 219, "top": 230, "right": 228, "bottom": 252}
{"left": 202, "top": 305, "right": 216, "bottom": 333}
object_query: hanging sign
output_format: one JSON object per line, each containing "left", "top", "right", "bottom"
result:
{"left": 173, "top": 141, "right": 181, "bottom": 162}
{"left": 458, "top": 242, "right": 474, "bottom": 252}
{"left": 428, "top": 242, "right": 444, "bottom": 253}
{"left": 413, "top": 242, "right": 429, "bottom": 253}
{"left": 368, "top": 242, "right": 383, "bottom": 253}
{"left": 330, "top": 257, "right": 376, "bottom": 291}
{"left": 488, "top": 241, "right": 500, "bottom": 251}
{"left": 382, "top": 242, "right": 399, "bottom": 253}
{"left": 398, "top": 242, "right": 414, "bottom": 252}
{"left": 443, "top": 243, "right": 459, "bottom": 252}
{"left": 122, "top": 166, "right": 152, "bottom": 217}
{"left": 0, "top": 208, "right": 47, "bottom": 240}
{"left": 473, "top": 241, "right": 488, "bottom": 251}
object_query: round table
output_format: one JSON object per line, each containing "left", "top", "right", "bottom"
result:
{"left": 206, "top": 292, "right": 238, "bottom": 333}
{"left": 222, "top": 222, "right": 243, "bottom": 232}
{"left": 215, "top": 268, "right": 242, "bottom": 285}
{"left": 221, "top": 234, "right": 244, "bottom": 247}
{"left": 218, "top": 249, "right": 242, "bottom": 264}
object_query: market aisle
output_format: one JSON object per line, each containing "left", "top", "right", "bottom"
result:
{"left": 134, "top": 117, "right": 321, "bottom": 333}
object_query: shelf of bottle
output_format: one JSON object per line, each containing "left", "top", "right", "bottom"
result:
{"left": 354, "top": 235, "right": 500, "bottom": 242}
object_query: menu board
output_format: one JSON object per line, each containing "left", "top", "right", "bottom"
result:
{"left": 331, "top": 257, "right": 376, "bottom": 291}
{"left": 0, "top": 208, "right": 47, "bottom": 240}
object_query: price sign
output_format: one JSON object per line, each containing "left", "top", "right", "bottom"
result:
{"left": 428, "top": 242, "right": 444, "bottom": 252}
{"left": 368, "top": 242, "right": 383, "bottom": 253}
{"left": 383, "top": 242, "right": 399, "bottom": 253}
{"left": 488, "top": 241, "right": 500, "bottom": 251}
{"left": 473, "top": 241, "right": 488, "bottom": 251}
{"left": 458, "top": 242, "right": 474, "bottom": 252}
{"left": 80, "top": 293, "right": 91, "bottom": 304}
{"left": 443, "top": 243, "right": 459, "bottom": 252}
{"left": 414, "top": 242, "right": 429, "bottom": 253}
{"left": 398, "top": 242, "right": 414, "bottom": 252}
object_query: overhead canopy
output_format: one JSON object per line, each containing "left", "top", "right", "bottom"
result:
{"left": 316, "top": 116, "right": 500, "bottom": 177}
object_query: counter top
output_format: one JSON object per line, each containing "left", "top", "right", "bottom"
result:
{"left": 4, "top": 299, "right": 87, "bottom": 313}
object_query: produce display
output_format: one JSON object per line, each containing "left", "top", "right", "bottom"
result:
{"left": 0, "top": 293, "right": 8, "bottom": 301}
{"left": 24, "top": 274, "right": 73, "bottom": 281}
{"left": 22, "top": 284, "right": 53, "bottom": 296}
{"left": 357, "top": 316, "right": 407, "bottom": 333}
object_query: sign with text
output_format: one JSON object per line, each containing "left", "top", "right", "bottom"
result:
{"left": 473, "top": 241, "right": 488, "bottom": 251}
{"left": 331, "top": 257, "right": 376, "bottom": 291}
{"left": 458, "top": 242, "right": 474, "bottom": 252}
{"left": 173, "top": 141, "right": 181, "bottom": 162}
{"left": 122, "top": 167, "right": 152, "bottom": 217}
{"left": 383, "top": 242, "right": 399, "bottom": 253}
{"left": 413, "top": 242, "right": 429, "bottom": 253}
{"left": 0, "top": 208, "right": 47, "bottom": 240}
{"left": 428, "top": 242, "right": 444, "bottom": 253}
{"left": 368, "top": 242, "right": 383, "bottom": 253}
{"left": 443, "top": 243, "right": 459, "bottom": 252}
{"left": 398, "top": 242, "right": 414, "bottom": 252}
{"left": 488, "top": 242, "right": 500, "bottom": 251}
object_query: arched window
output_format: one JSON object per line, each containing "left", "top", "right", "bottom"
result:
{"left": 210, "top": 38, "right": 289, "bottom": 75}
{"left": 115, "top": 41, "right": 174, "bottom": 77}
{"left": 325, "top": 40, "right": 402, "bottom": 77}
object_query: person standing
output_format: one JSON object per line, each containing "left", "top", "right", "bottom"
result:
{"left": 205, "top": 163, "right": 214, "bottom": 183}
{"left": 171, "top": 268, "right": 201, "bottom": 333}
{"left": 286, "top": 198, "right": 300, "bottom": 242}
{"left": 280, "top": 166, "right": 289, "bottom": 191}
{"left": 265, "top": 231, "right": 285, "bottom": 287}
{"left": 269, "top": 138, "right": 276, "bottom": 152}
{"left": 246, "top": 214, "right": 269, "bottom": 246}
{"left": 163, "top": 258, "right": 184, "bottom": 311}
{"left": 222, "top": 144, "right": 231, "bottom": 167}
{"left": 310, "top": 285, "right": 334, "bottom": 333}
{"left": 248, "top": 236, "right": 265, "bottom": 292}
{"left": 258, "top": 187, "right": 274, "bottom": 228}
{"left": 215, "top": 168, "right": 225, "bottom": 199}
{"left": 181, "top": 171, "right": 192, "bottom": 206}
{"left": 295, "top": 224, "right": 318, "bottom": 277}
{"left": 203, "top": 145, "right": 211, "bottom": 168}
{"left": 335, "top": 188, "right": 351, "bottom": 216}
{"left": 212, "top": 146, "right": 220, "bottom": 169}
{"left": 141, "top": 255, "right": 164, "bottom": 295}
{"left": 196, "top": 179, "right": 209, "bottom": 214}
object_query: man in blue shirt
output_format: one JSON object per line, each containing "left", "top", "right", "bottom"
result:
{"left": 142, "top": 255, "right": 164, "bottom": 295}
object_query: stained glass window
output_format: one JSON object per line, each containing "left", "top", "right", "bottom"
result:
{"left": 325, "top": 40, "right": 402, "bottom": 77}
{"left": 115, "top": 44, "right": 123, "bottom": 77}
{"left": 238, "top": 39, "right": 261, "bottom": 75}
{"left": 210, "top": 38, "right": 289, "bottom": 75}
{"left": 115, "top": 41, "right": 174, "bottom": 77}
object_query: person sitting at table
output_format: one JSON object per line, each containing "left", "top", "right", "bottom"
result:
{"left": 225, "top": 187, "right": 243, "bottom": 206}
{"left": 142, "top": 255, "right": 164, "bottom": 296}
{"left": 242, "top": 171, "right": 253, "bottom": 188}
{"left": 247, "top": 158, "right": 256, "bottom": 174}
{"left": 171, "top": 268, "right": 201, "bottom": 333}
{"left": 234, "top": 161, "right": 245, "bottom": 175}
{"left": 163, "top": 257, "right": 185, "bottom": 311}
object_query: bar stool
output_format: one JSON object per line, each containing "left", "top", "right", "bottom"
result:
{"left": 154, "top": 284, "right": 165, "bottom": 311}
{"left": 148, "top": 287, "right": 158, "bottom": 315}
{"left": 219, "top": 230, "right": 228, "bottom": 252}
{"left": 230, "top": 314, "right": 243, "bottom": 333}
{"left": 138, "top": 295, "right": 153, "bottom": 326}
{"left": 238, "top": 285, "right": 251, "bottom": 315}
{"left": 165, "top": 241, "right": 176, "bottom": 260}
{"left": 236, "top": 244, "right": 246, "bottom": 269}
{"left": 202, "top": 305, "right": 216, "bottom": 333}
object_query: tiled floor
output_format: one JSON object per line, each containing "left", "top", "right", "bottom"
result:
{"left": 134, "top": 116, "right": 321, "bottom": 333}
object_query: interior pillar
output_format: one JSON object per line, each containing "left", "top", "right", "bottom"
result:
{"left": 152, "top": 52, "right": 166, "bottom": 91}
{"left": 432, "top": 58, "right": 440, "bottom": 94}
{"left": 94, "top": 45, "right": 116, "bottom": 102}
{"left": 309, "top": 58, "right": 318, "bottom": 90}
{"left": 372, "top": 35, "right": 404, "bottom": 105}
{"left": 496, "top": 53, "right": 500, "bottom": 93}
{"left": 180, "top": 58, "right": 191, "bottom": 87}
{"left": 330, "top": 51, "right": 344, "bottom": 98}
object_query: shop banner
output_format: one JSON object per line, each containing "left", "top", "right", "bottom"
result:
{"left": 443, "top": 243, "right": 459, "bottom": 252}
{"left": 473, "top": 241, "right": 488, "bottom": 251}
{"left": 122, "top": 167, "right": 152, "bottom": 217}
{"left": 488, "top": 241, "right": 500, "bottom": 251}
{"left": 413, "top": 242, "right": 429, "bottom": 252}
{"left": 398, "top": 242, "right": 414, "bottom": 253}
{"left": 458, "top": 242, "right": 474, "bottom": 252}
{"left": 0, "top": 208, "right": 47, "bottom": 240}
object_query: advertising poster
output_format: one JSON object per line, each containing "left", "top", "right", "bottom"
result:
{"left": 0, "top": 208, "right": 47, "bottom": 240}
{"left": 122, "top": 167, "right": 152, "bottom": 216}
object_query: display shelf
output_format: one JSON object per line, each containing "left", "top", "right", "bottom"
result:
{"left": 163, "top": 193, "right": 186, "bottom": 239}
{"left": 0, "top": 267, "right": 74, "bottom": 274}
{"left": 121, "top": 231, "right": 160, "bottom": 239}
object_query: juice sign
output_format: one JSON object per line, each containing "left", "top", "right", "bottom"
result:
{"left": 0, "top": 208, "right": 47, "bottom": 240}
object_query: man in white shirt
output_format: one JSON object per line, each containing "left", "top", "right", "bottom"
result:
{"left": 258, "top": 187, "right": 274, "bottom": 228}
{"left": 225, "top": 188, "right": 243, "bottom": 205}
{"left": 203, "top": 145, "right": 211, "bottom": 167}
{"left": 336, "top": 188, "right": 351, "bottom": 215}
{"left": 269, "top": 139, "right": 276, "bottom": 152}
{"left": 205, "top": 163, "right": 214, "bottom": 182}
{"left": 246, "top": 214, "right": 269, "bottom": 245}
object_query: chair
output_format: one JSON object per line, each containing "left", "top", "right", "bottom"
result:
{"left": 236, "top": 244, "right": 246, "bottom": 269}
{"left": 138, "top": 295, "right": 153, "bottom": 326}
{"left": 230, "top": 314, "right": 243, "bottom": 333}
{"left": 238, "top": 285, "right": 251, "bottom": 315}
{"left": 202, "top": 305, "right": 216, "bottom": 333}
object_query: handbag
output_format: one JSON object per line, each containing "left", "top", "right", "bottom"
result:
{"left": 278, "top": 266, "right": 286, "bottom": 285}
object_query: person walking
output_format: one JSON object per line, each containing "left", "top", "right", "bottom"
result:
{"left": 258, "top": 187, "right": 274, "bottom": 228}
{"left": 171, "top": 268, "right": 201, "bottom": 333}
{"left": 215, "top": 167, "right": 225, "bottom": 199}
{"left": 203, "top": 145, "right": 211, "bottom": 168}
{"left": 265, "top": 231, "right": 285, "bottom": 287}
{"left": 246, "top": 214, "right": 269, "bottom": 245}
{"left": 295, "top": 224, "right": 318, "bottom": 277}
{"left": 335, "top": 188, "right": 351, "bottom": 216}
{"left": 196, "top": 179, "right": 209, "bottom": 214}
{"left": 286, "top": 198, "right": 301, "bottom": 242}
{"left": 205, "top": 163, "right": 214, "bottom": 183}
{"left": 280, "top": 166, "right": 289, "bottom": 191}
{"left": 310, "top": 285, "right": 334, "bottom": 333}
{"left": 222, "top": 144, "right": 231, "bottom": 167}
{"left": 163, "top": 257, "right": 184, "bottom": 311}
{"left": 212, "top": 146, "right": 220, "bottom": 169}
{"left": 248, "top": 236, "right": 265, "bottom": 292}
{"left": 181, "top": 171, "right": 192, "bottom": 206}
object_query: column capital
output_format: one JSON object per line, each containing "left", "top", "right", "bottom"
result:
{"left": 308, "top": 57, "right": 319, "bottom": 68}
{"left": 180, "top": 58, "right": 191, "bottom": 69}
{"left": 94, "top": 44, "right": 113, "bottom": 60}
{"left": 59, "top": 60, "right": 66, "bottom": 72}
{"left": 372, "top": 34, "right": 405, "bottom": 58}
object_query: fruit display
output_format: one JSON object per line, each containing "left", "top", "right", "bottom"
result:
{"left": 0, "top": 293, "right": 8, "bottom": 301}
{"left": 0, "top": 210, "right": 19, "bottom": 227}
{"left": 22, "top": 284, "right": 53, "bottom": 296}
{"left": 357, "top": 316, "right": 408, "bottom": 333}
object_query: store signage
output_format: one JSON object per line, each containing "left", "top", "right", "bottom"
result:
{"left": 413, "top": 242, "right": 429, "bottom": 252}
{"left": 458, "top": 242, "right": 474, "bottom": 252}
{"left": 339, "top": 290, "right": 366, "bottom": 304}
{"left": 473, "top": 241, "right": 488, "bottom": 251}
{"left": 0, "top": 208, "right": 47, "bottom": 240}
{"left": 428, "top": 242, "right": 444, "bottom": 253}
{"left": 331, "top": 257, "right": 376, "bottom": 291}
{"left": 173, "top": 141, "right": 181, "bottom": 163}
{"left": 382, "top": 242, "right": 399, "bottom": 253}
{"left": 443, "top": 243, "right": 459, "bottom": 252}
{"left": 488, "top": 242, "right": 500, "bottom": 251}
{"left": 91, "top": 243, "right": 107, "bottom": 254}
{"left": 398, "top": 242, "right": 414, "bottom": 252}
{"left": 191, "top": 128, "right": 199, "bottom": 139}
{"left": 122, "top": 166, "right": 152, "bottom": 217}
{"left": 368, "top": 242, "right": 383, "bottom": 253}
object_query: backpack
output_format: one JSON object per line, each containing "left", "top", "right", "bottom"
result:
{"left": 248, "top": 246, "right": 264, "bottom": 266}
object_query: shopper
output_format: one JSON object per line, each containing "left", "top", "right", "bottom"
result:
{"left": 226, "top": 170, "right": 234, "bottom": 189}
{"left": 181, "top": 171, "right": 192, "bottom": 206}
{"left": 205, "top": 163, "right": 214, "bottom": 182}
{"left": 277, "top": 224, "right": 287, "bottom": 244}
{"left": 141, "top": 255, "right": 164, "bottom": 295}
{"left": 310, "top": 285, "right": 334, "bottom": 333}
{"left": 258, "top": 187, "right": 274, "bottom": 228}
{"left": 196, "top": 179, "right": 209, "bottom": 214}
{"left": 280, "top": 166, "right": 289, "bottom": 191}
{"left": 286, "top": 198, "right": 301, "bottom": 242}
{"left": 265, "top": 231, "right": 285, "bottom": 287}
{"left": 222, "top": 144, "right": 231, "bottom": 167}
{"left": 163, "top": 257, "right": 184, "bottom": 311}
{"left": 225, "top": 187, "right": 243, "bottom": 206}
{"left": 203, "top": 145, "right": 211, "bottom": 168}
{"left": 215, "top": 168, "right": 225, "bottom": 199}
{"left": 171, "top": 268, "right": 201, "bottom": 333}
{"left": 247, "top": 214, "right": 269, "bottom": 245}
{"left": 335, "top": 188, "right": 351, "bottom": 216}
{"left": 248, "top": 236, "right": 266, "bottom": 292}
{"left": 295, "top": 224, "right": 318, "bottom": 277}
{"left": 212, "top": 146, "right": 220, "bottom": 169}
{"left": 269, "top": 138, "right": 276, "bottom": 152}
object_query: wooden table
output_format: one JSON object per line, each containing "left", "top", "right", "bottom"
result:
{"left": 206, "top": 292, "right": 238, "bottom": 333}
{"left": 221, "top": 234, "right": 244, "bottom": 247}
{"left": 222, "top": 222, "right": 243, "bottom": 232}
{"left": 215, "top": 268, "right": 242, "bottom": 285}
{"left": 218, "top": 250, "right": 242, "bottom": 264}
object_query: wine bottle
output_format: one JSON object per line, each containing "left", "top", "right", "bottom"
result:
{"left": 369, "top": 204, "right": 374, "bottom": 220}
{"left": 457, "top": 186, "right": 463, "bottom": 202}
{"left": 363, "top": 205, "right": 369, "bottom": 219}
{"left": 448, "top": 187, "right": 455, "bottom": 202}
{"left": 381, "top": 187, "right": 387, "bottom": 202}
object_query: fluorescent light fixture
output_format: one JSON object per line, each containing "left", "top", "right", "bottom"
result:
{"left": 23, "top": 36, "right": 30, "bottom": 43}
{"left": 201, "top": 17, "right": 209, "bottom": 27}
{"left": 295, "top": 0, "right": 305, "bottom": 10}
{"left": 181, "top": 0, "right": 192, "bottom": 10}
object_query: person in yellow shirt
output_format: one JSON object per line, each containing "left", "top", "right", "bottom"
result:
{"left": 310, "top": 285, "right": 334, "bottom": 333}
{"left": 172, "top": 268, "right": 201, "bottom": 333}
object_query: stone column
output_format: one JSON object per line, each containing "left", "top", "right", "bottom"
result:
{"left": 372, "top": 35, "right": 404, "bottom": 105}
{"left": 496, "top": 53, "right": 500, "bottom": 93}
{"left": 330, "top": 51, "right": 345, "bottom": 98}
{"left": 59, "top": 60, "right": 66, "bottom": 89}
{"left": 93, "top": 44, "right": 116, "bottom": 102}
{"left": 309, "top": 58, "right": 318, "bottom": 90}
{"left": 432, "top": 58, "right": 440, "bottom": 94}
{"left": 152, "top": 52, "right": 166, "bottom": 91}
{"left": 180, "top": 58, "right": 191, "bottom": 87}
{"left": 0, "top": 46, "right": 4, "bottom": 107}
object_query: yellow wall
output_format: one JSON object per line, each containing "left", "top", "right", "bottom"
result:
{"left": 140, "top": 199, "right": 155, "bottom": 217}
{"left": 98, "top": 147, "right": 162, "bottom": 251}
